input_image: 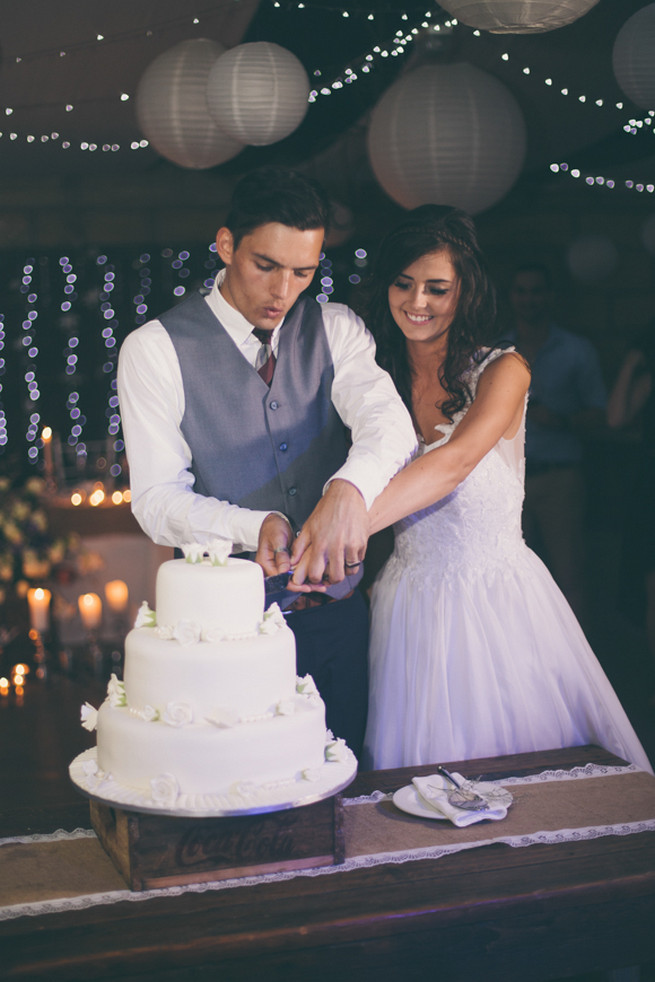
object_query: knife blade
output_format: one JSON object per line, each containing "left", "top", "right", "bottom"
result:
{"left": 264, "top": 570, "right": 297, "bottom": 611}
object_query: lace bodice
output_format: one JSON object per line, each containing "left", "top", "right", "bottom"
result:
{"left": 390, "top": 348, "right": 527, "bottom": 583}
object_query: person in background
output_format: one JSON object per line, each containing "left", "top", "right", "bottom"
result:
{"left": 353, "top": 205, "right": 651, "bottom": 774}
{"left": 607, "top": 321, "right": 655, "bottom": 703}
{"left": 501, "top": 263, "right": 607, "bottom": 628}
{"left": 117, "top": 165, "right": 417, "bottom": 757}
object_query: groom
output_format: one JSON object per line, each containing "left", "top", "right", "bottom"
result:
{"left": 117, "top": 165, "right": 416, "bottom": 756}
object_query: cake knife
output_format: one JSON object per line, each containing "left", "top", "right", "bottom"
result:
{"left": 264, "top": 571, "right": 298, "bottom": 611}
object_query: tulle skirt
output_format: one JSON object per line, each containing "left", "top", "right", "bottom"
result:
{"left": 363, "top": 545, "right": 652, "bottom": 774}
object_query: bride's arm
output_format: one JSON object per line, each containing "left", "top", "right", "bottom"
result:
{"left": 368, "top": 351, "right": 530, "bottom": 535}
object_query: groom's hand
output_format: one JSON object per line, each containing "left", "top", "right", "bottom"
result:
{"left": 290, "top": 479, "right": 368, "bottom": 586}
{"left": 255, "top": 512, "right": 294, "bottom": 578}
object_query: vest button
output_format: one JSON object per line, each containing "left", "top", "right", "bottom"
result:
{"left": 288, "top": 487, "right": 297, "bottom": 497}
{"left": 279, "top": 442, "right": 288, "bottom": 452}
{"left": 269, "top": 400, "right": 280, "bottom": 410}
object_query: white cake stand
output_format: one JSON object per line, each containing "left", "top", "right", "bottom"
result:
{"left": 69, "top": 746, "right": 358, "bottom": 817}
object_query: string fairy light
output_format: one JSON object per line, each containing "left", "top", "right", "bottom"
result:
{"left": 489, "top": 37, "right": 655, "bottom": 135}
{"left": 17, "top": 260, "right": 45, "bottom": 464}
{"left": 2, "top": 0, "right": 651, "bottom": 187}
{"left": 549, "top": 161, "right": 655, "bottom": 195}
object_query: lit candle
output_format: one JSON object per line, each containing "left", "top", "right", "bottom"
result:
{"left": 27, "top": 587, "right": 51, "bottom": 632}
{"left": 78, "top": 592, "right": 102, "bottom": 630}
{"left": 42, "top": 427, "right": 54, "bottom": 478}
{"left": 104, "top": 579, "right": 128, "bottom": 613}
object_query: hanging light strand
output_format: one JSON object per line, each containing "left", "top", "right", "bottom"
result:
{"left": 550, "top": 162, "right": 655, "bottom": 195}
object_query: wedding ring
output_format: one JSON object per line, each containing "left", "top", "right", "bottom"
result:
{"left": 344, "top": 560, "right": 361, "bottom": 568}
{"left": 273, "top": 546, "right": 289, "bottom": 555}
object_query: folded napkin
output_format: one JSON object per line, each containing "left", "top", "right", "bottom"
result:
{"left": 412, "top": 772, "right": 511, "bottom": 827}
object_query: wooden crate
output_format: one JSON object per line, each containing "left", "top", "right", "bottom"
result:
{"left": 90, "top": 794, "right": 345, "bottom": 891}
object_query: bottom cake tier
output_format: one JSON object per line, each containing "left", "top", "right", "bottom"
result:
{"left": 72, "top": 682, "right": 356, "bottom": 814}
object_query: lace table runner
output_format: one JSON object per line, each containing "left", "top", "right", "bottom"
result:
{"left": 2, "top": 763, "right": 654, "bottom": 922}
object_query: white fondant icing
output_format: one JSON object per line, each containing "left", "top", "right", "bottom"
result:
{"left": 123, "top": 621, "right": 296, "bottom": 720}
{"left": 85, "top": 552, "right": 355, "bottom": 816}
{"left": 96, "top": 694, "right": 327, "bottom": 797}
{"left": 155, "top": 556, "right": 263, "bottom": 638}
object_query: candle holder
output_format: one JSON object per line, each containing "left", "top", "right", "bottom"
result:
{"left": 29, "top": 627, "right": 50, "bottom": 681}
{"left": 85, "top": 629, "right": 105, "bottom": 678}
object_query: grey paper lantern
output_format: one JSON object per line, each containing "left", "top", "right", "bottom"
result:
{"left": 135, "top": 38, "right": 244, "bottom": 169}
{"left": 437, "top": 0, "right": 599, "bottom": 34}
{"left": 367, "top": 62, "right": 526, "bottom": 215}
{"left": 206, "top": 42, "right": 310, "bottom": 146}
{"left": 613, "top": 4, "right": 655, "bottom": 111}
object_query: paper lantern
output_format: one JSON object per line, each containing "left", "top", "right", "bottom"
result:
{"left": 135, "top": 38, "right": 244, "bottom": 169}
{"left": 437, "top": 0, "right": 599, "bottom": 33}
{"left": 367, "top": 62, "right": 526, "bottom": 215}
{"left": 612, "top": 4, "right": 655, "bottom": 111}
{"left": 566, "top": 233, "right": 618, "bottom": 283}
{"left": 206, "top": 42, "right": 309, "bottom": 146}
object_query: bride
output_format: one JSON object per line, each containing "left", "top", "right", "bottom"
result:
{"left": 358, "top": 204, "right": 652, "bottom": 774}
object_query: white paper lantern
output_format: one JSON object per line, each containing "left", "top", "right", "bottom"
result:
{"left": 612, "top": 4, "right": 655, "bottom": 111}
{"left": 367, "top": 62, "right": 526, "bottom": 215}
{"left": 437, "top": 0, "right": 599, "bottom": 33}
{"left": 135, "top": 38, "right": 244, "bottom": 169}
{"left": 566, "top": 233, "right": 618, "bottom": 283}
{"left": 206, "top": 42, "right": 310, "bottom": 146}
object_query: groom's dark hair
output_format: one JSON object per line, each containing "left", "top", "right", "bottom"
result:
{"left": 225, "top": 166, "right": 331, "bottom": 249}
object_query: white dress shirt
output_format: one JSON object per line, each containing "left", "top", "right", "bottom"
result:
{"left": 117, "top": 271, "right": 417, "bottom": 552}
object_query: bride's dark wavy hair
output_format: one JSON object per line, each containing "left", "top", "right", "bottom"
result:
{"left": 356, "top": 204, "right": 497, "bottom": 420}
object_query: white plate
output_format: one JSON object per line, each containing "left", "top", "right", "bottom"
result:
{"left": 392, "top": 784, "right": 448, "bottom": 820}
{"left": 393, "top": 781, "right": 514, "bottom": 820}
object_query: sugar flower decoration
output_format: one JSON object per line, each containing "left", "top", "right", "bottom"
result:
{"left": 134, "top": 601, "right": 156, "bottom": 629}
{"left": 81, "top": 758, "right": 112, "bottom": 794}
{"left": 173, "top": 619, "right": 201, "bottom": 647}
{"left": 325, "top": 735, "right": 349, "bottom": 763}
{"left": 80, "top": 702, "right": 98, "bottom": 731}
{"left": 154, "top": 624, "right": 174, "bottom": 640}
{"left": 260, "top": 603, "right": 285, "bottom": 635}
{"left": 130, "top": 704, "right": 160, "bottom": 722}
{"left": 206, "top": 707, "right": 240, "bottom": 728}
{"left": 150, "top": 773, "right": 179, "bottom": 809}
{"left": 297, "top": 674, "right": 319, "bottom": 698}
{"left": 162, "top": 701, "right": 194, "bottom": 727}
{"left": 107, "top": 673, "right": 127, "bottom": 707}
{"left": 276, "top": 699, "right": 295, "bottom": 716}
{"left": 181, "top": 542, "right": 205, "bottom": 563}
{"left": 206, "top": 538, "right": 232, "bottom": 566}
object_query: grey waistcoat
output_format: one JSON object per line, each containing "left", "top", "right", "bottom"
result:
{"left": 160, "top": 291, "right": 350, "bottom": 533}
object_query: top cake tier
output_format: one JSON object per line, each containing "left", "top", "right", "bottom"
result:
{"left": 155, "top": 556, "right": 265, "bottom": 638}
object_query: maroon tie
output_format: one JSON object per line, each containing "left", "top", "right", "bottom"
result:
{"left": 252, "top": 328, "right": 275, "bottom": 385}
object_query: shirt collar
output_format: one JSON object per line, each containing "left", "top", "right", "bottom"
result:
{"left": 205, "top": 268, "right": 283, "bottom": 347}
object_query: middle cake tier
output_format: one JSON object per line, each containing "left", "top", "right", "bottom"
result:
{"left": 123, "top": 623, "right": 297, "bottom": 720}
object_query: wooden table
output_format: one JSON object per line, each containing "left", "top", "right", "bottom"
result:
{"left": 1, "top": 673, "right": 655, "bottom": 982}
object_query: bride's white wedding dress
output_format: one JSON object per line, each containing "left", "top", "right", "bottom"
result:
{"left": 364, "top": 348, "right": 652, "bottom": 773}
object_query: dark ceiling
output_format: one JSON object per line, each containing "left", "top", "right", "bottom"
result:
{"left": 0, "top": 0, "right": 653, "bottom": 215}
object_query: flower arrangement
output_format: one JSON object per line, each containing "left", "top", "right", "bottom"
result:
{"left": 0, "top": 474, "right": 82, "bottom": 604}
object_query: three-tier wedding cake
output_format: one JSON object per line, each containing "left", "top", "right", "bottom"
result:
{"left": 69, "top": 541, "right": 356, "bottom": 815}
